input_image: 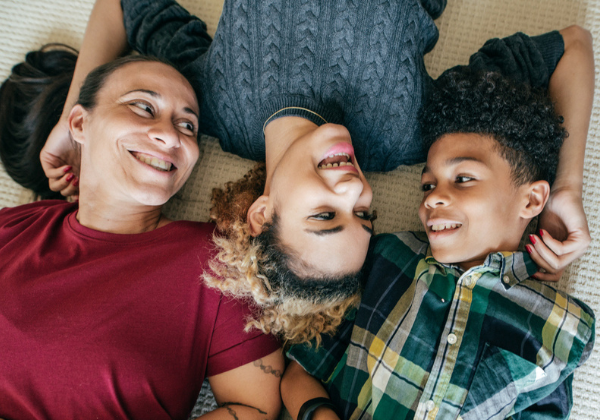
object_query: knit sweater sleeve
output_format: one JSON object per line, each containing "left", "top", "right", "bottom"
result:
{"left": 120, "top": 0, "right": 211, "bottom": 70}
{"left": 453, "top": 31, "right": 564, "bottom": 88}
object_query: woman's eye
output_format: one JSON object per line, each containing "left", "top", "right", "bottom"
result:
{"left": 130, "top": 101, "right": 154, "bottom": 116}
{"left": 177, "top": 121, "right": 196, "bottom": 136}
{"left": 310, "top": 212, "right": 335, "bottom": 221}
{"left": 456, "top": 176, "right": 474, "bottom": 183}
{"left": 421, "top": 183, "right": 435, "bottom": 192}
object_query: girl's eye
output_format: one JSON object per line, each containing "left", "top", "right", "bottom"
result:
{"left": 130, "top": 101, "right": 154, "bottom": 116}
{"left": 456, "top": 176, "right": 474, "bottom": 183}
{"left": 421, "top": 183, "right": 435, "bottom": 192}
{"left": 355, "top": 211, "right": 374, "bottom": 221}
{"left": 310, "top": 212, "right": 335, "bottom": 221}
{"left": 177, "top": 121, "right": 196, "bottom": 136}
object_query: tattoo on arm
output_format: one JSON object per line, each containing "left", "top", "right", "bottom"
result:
{"left": 253, "top": 358, "right": 283, "bottom": 378}
{"left": 219, "top": 402, "right": 268, "bottom": 418}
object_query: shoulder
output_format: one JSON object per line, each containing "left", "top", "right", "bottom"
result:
{"left": 369, "top": 231, "right": 429, "bottom": 263}
{"left": 0, "top": 200, "right": 74, "bottom": 228}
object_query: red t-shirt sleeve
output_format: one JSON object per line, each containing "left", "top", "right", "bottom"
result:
{"left": 206, "top": 295, "right": 280, "bottom": 377}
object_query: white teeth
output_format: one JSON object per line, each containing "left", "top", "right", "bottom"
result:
{"left": 318, "top": 153, "right": 355, "bottom": 169}
{"left": 134, "top": 153, "right": 172, "bottom": 171}
{"left": 431, "top": 223, "right": 461, "bottom": 232}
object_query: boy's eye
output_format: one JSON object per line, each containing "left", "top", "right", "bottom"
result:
{"left": 309, "top": 212, "right": 335, "bottom": 221}
{"left": 455, "top": 176, "right": 474, "bottom": 183}
{"left": 421, "top": 183, "right": 435, "bottom": 192}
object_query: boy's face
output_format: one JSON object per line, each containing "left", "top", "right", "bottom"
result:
{"left": 419, "top": 133, "right": 529, "bottom": 270}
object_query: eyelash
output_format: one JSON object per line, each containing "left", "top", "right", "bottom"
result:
{"left": 421, "top": 176, "right": 475, "bottom": 192}
{"left": 310, "top": 211, "right": 375, "bottom": 221}
{"left": 129, "top": 101, "right": 197, "bottom": 135}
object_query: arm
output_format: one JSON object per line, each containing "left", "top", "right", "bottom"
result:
{"left": 198, "top": 350, "right": 284, "bottom": 420}
{"left": 527, "top": 25, "right": 594, "bottom": 281}
{"left": 41, "top": 0, "right": 128, "bottom": 196}
{"left": 281, "top": 361, "right": 340, "bottom": 420}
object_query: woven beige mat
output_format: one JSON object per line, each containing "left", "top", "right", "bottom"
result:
{"left": 1, "top": 0, "right": 599, "bottom": 417}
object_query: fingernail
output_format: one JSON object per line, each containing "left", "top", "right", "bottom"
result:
{"left": 529, "top": 235, "right": 536, "bottom": 245}
{"left": 526, "top": 244, "right": 533, "bottom": 253}
{"left": 72, "top": 177, "right": 79, "bottom": 187}
{"left": 539, "top": 229, "right": 544, "bottom": 237}
{"left": 63, "top": 166, "right": 72, "bottom": 173}
{"left": 66, "top": 174, "right": 74, "bottom": 182}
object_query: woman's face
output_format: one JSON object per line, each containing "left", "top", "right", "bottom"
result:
{"left": 264, "top": 123, "right": 374, "bottom": 277}
{"left": 73, "top": 61, "right": 200, "bottom": 206}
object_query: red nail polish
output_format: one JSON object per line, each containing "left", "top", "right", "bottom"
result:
{"left": 539, "top": 229, "right": 544, "bottom": 237}
{"left": 526, "top": 245, "right": 533, "bottom": 253}
{"left": 66, "top": 174, "right": 74, "bottom": 182}
{"left": 63, "top": 166, "right": 72, "bottom": 173}
{"left": 72, "top": 178, "right": 79, "bottom": 187}
{"left": 529, "top": 234, "right": 536, "bottom": 245}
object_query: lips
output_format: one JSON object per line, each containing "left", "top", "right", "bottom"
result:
{"left": 318, "top": 142, "right": 358, "bottom": 171}
{"left": 130, "top": 151, "right": 175, "bottom": 172}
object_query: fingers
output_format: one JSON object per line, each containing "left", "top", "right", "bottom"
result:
{"left": 526, "top": 229, "right": 589, "bottom": 282}
{"left": 48, "top": 168, "right": 79, "bottom": 197}
{"left": 525, "top": 243, "right": 562, "bottom": 282}
{"left": 540, "top": 228, "right": 591, "bottom": 256}
{"left": 44, "top": 164, "right": 73, "bottom": 182}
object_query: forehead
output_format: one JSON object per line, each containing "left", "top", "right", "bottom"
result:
{"left": 99, "top": 61, "right": 198, "bottom": 112}
{"left": 425, "top": 133, "right": 504, "bottom": 171}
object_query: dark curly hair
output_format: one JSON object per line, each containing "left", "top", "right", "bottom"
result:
{"left": 421, "top": 67, "right": 566, "bottom": 186}
{"left": 203, "top": 163, "right": 363, "bottom": 345}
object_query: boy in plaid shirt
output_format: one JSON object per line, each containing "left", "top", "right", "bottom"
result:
{"left": 282, "top": 68, "right": 595, "bottom": 420}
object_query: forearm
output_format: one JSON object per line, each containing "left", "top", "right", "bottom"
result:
{"left": 195, "top": 404, "right": 271, "bottom": 420}
{"left": 282, "top": 361, "right": 338, "bottom": 420}
{"left": 550, "top": 25, "right": 594, "bottom": 193}
{"left": 60, "top": 0, "right": 128, "bottom": 120}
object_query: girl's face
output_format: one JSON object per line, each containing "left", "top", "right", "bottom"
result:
{"left": 72, "top": 61, "right": 200, "bottom": 207}
{"left": 262, "top": 123, "right": 374, "bottom": 277}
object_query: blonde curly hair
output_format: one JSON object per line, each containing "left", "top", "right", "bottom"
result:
{"left": 203, "top": 163, "right": 361, "bottom": 346}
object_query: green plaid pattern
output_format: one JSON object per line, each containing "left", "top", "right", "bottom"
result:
{"left": 288, "top": 232, "right": 595, "bottom": 420}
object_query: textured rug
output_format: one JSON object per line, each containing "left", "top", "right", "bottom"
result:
{"left": 1, "top": 0, "right": 599, "bottom": 418}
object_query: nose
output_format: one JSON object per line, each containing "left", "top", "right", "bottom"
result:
{"left": 148, "top": 117, "right": 181, "bottom": 148}
{"left": 424, "top": 185, "right": 450, "bottom": 209}
{"left": 332, "top": 174, "right": 373, "bottom": 206}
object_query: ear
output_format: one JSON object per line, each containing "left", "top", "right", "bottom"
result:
{"left": 247, "top": 195, "right": 271, "bottom": 237}
{"left": 67, "top": 104, "right": 88, "bottom": 146}
{"left": 519, "top": 180, "right": 550, "bottom": 220}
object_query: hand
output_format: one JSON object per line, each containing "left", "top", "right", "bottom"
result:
{"left": 527, "top": 187, "right": 591, "bottom": 281}
{"left": 40, "top": 118, "right": 81, "bottom": 198}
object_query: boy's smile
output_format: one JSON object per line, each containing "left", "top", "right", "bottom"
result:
{"left": 419, "top": 133, "right": 531, "bottom": 270}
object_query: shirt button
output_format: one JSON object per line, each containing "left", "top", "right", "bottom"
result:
{"left": 426, "top": 400, "right": 435, "bottom": 411}
{"left": 503, "top": 275, "right": 510, "bottom": 283}
{"left": 464, "top": 277, "right": 473, "bottom": 287}
{"left": 447, "top": 333, "right": 457, "bottom": 345}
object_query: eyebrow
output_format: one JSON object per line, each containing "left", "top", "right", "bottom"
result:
{"left": 304, "top": 224, "right": 373, "bottom": 236}
{"left": 422, "top": 156, "right": 485, "bottom": 174}
{"left": 122, "top": 89, "right": 199, "bottom": 120}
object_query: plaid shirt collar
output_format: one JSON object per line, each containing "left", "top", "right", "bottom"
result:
{"left": 424, "top": 247, "right": 538, "bottom": 293}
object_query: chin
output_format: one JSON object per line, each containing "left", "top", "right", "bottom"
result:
{"left": 131, "top": 189, "right": 174, "bottom": 207}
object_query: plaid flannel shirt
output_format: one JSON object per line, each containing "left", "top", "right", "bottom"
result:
{"left": 288, "top": 232, "right": 595, "bottom": 420}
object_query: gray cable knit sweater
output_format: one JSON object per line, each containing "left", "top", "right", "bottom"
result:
{"left": 121, "top": 0, "right": 563, "bottom": 171}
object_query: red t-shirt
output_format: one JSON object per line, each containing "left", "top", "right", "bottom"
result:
{"left": 0, "top": 201, "right": 279, "bottom": 420}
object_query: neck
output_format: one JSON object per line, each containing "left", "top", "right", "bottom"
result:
{"left": 76, "top": 189, "right": 168, "bottom": 234}
{"left": 263, "top": 117, "right": 318, "bottom": 194}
